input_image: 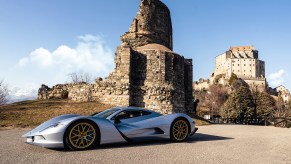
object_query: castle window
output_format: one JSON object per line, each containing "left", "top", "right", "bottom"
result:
{"left": 244, "top": 64, "right": 246, "bottom": 66}
{"left": 250, "top": 64, "right": 251, "bottom": 66}
{"left": 238, "top": 64, "right": 239, "bottom": 66}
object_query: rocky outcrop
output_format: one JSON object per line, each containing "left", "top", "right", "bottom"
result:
{"left": 38, "top": 84, "right": 69, "bottom": 100}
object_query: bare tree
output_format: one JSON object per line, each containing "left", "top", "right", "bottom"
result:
{"left": 0, "top": 80, "right": 8, "bottom": 105}
{"left": 68, "top": 71, "right": 93, "bottom": 84}
{"left": 205, "top": 84, "right": 228, "bottom": 116}
{"left": 286, "top": 99, "right": 291, "bottom": 117}
{"left": 275, "top": 96, "right": 291, "bottom": 117}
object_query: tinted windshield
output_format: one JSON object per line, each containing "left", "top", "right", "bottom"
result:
{"left": 93, "top": 108, "right": 120, "bottom": 119}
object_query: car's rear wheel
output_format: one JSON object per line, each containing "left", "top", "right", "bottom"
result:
{"left": 64, "top": 120, "right": 99, "bottom": 151}
{"left": 170, "top": 118, "right": 189, "bottom": 142}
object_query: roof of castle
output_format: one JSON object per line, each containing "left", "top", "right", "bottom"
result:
{"left": 229, "top": 46, "right": 255, "bottom": 52}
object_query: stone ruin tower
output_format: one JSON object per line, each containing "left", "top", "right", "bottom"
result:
{"left": 106, "top": 0, "right": 193, "bottom": 113}
{"left": 38, "top": 0, "right": 194, "bottom": 114}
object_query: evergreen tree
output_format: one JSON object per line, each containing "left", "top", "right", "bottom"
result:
{"left": 228, "top": 73, "right": 238, "bottom": 85}
{"left": 254, "top": 91, "right": 276, "bottom": 118}
{"left": 220, "top": 80, "right": 254, "bottom": 119}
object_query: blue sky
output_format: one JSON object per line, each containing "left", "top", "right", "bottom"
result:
{"left": 0, "top": 0, "right": 291, "bottom": 100}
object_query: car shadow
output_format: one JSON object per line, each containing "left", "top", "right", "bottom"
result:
{"left": 186, "top": 133, "right": 234, "bottom": 143}
{"left": 51, "top": 133, "right": 233, "bottom": 152}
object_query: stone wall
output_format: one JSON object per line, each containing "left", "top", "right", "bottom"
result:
{"left": 68, "top": 82, "right": 130, "bottom": 106}
{"left": 128, "top": 45, "right": 192, "bottom": 113}
{"left": 39, "top": 81, "right": 131, "bottom": 107}
{"left": 38, "top": 84, "right": 69, "bottom": 100}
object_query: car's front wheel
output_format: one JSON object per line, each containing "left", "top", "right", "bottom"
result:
{"left": 64, "top": 120, "right": 99, "bottom": 151}
{"left": 170, "top": 118, "right": 189, "bottom": 142}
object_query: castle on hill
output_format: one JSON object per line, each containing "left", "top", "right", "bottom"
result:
{"left": 194, "top": 45, "right": 290, "bottom": 103}
{"left": 194, "top": 46, "right": 267, "bottom": 91}
{"left": 211, "top": 46, "right": 266, "bottom": 89}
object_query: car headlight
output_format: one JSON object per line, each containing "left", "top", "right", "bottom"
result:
{"left": 39, "top": 122, "right": 65, "bottom": 132}
{"left": 53, "top": 122, "right": 65, "bottom": 127}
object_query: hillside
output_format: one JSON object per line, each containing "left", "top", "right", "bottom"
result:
{"left": 0, "top": 100, "right": 112, "bottom": 129}
{"left": 0, "top": 100, "right": 209, "bottom": 129}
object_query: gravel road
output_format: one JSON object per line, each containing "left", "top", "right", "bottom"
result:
{"left": 0, "top": 125, "right": 290, "bottom": 164}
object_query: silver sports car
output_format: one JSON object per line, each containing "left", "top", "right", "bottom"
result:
{"left": 23, "top": 107, "right": 198, "bottom": 151}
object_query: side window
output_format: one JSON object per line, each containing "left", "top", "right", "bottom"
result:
{"left": 141, "top": 111, "right": 151, "bottom": 116}
{"left": 114, "top": 110, "right": 143, "bottom": 120}
{"left": 114, "top": 111, "right": 129, "bottom": 120}
{"left": 128, "top": 111, "right": 142, "bottom": 118}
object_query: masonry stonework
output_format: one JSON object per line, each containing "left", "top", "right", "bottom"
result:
{"left": 38, "top": 0, "right": 194, "bottom": 114}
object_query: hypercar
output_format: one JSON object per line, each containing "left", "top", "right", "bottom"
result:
{"left": 22, "top": 107, "right": 198, "bottom": 151}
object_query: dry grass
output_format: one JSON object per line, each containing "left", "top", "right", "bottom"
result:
{"left": 194, "top": 119, "right": 211, "bottom": 126}
{"left": 0, "top": 99, "right": 112, "bottom": 129}
{"left": 0, "top": 99, "right": 208, "bottom": 129}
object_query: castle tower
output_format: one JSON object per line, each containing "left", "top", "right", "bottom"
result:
{"left": 107, "top": 0, "right": 194, "bottom": 114}
{"left": 38, "top": 0, "right": 194, "bottom": 114}
{"left": 121, "top": 0, "right": 173, "bottom": 50}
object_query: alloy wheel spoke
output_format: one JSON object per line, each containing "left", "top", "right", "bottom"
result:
{"left": 86, "top": 135, "right": 93, "bottom": 140}
{"left": 81, "top": 125, "right": 85, "bottom": 132}
{"left": 87, "top": 133, "right": 94, "bottom": 137}
{"left": 69, "top": 123, "right": 96, "bottom": 148}
{"left": 72, "top": 129, "right": 79, "bottom": 133}
{"left": 71, "top": 135, "right": 79, "bottom": 139}
{"left": 172, "top": 120, "right": 188, "bottom": 140}
{"left": 73, "top": 138, "right": 79, "bottom": 143}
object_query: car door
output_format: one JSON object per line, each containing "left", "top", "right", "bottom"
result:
{"left": 113, "top": 110, "right": 155, "bottom": 140}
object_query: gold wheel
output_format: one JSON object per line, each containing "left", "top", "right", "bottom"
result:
{"left": 172, "top": 120, "right": 189, "bottom": 141}
{"left": 68, "top": 122, "right": 96, "bottom": 149}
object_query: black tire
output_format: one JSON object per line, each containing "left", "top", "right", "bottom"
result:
{"left": 64, "top": 119, "right": 99, "bottom": 151}
{"left": 170, "top": 118, "right": 190, "bottom": 142}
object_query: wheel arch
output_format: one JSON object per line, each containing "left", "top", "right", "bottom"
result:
{"left": 171, "top": 116, "right": 191, "bottom": 132}
{"left": 63, "top": 118, "right": 101, "bottom": 149}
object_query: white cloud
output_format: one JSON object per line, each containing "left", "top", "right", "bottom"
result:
{"left": 268, "top": 69, "right": 289, "bottom": 87}
{"left": 9, "top": 86, "right": 37, "bottom": 98}
{"left": 10, "top": 34, "right": 114, "bottom": 102}
{"left": 8, "top": 85, "right": 38, "bottom": 103}
{"left": 17, "top": 34, "right": 114, "bottom": 75}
